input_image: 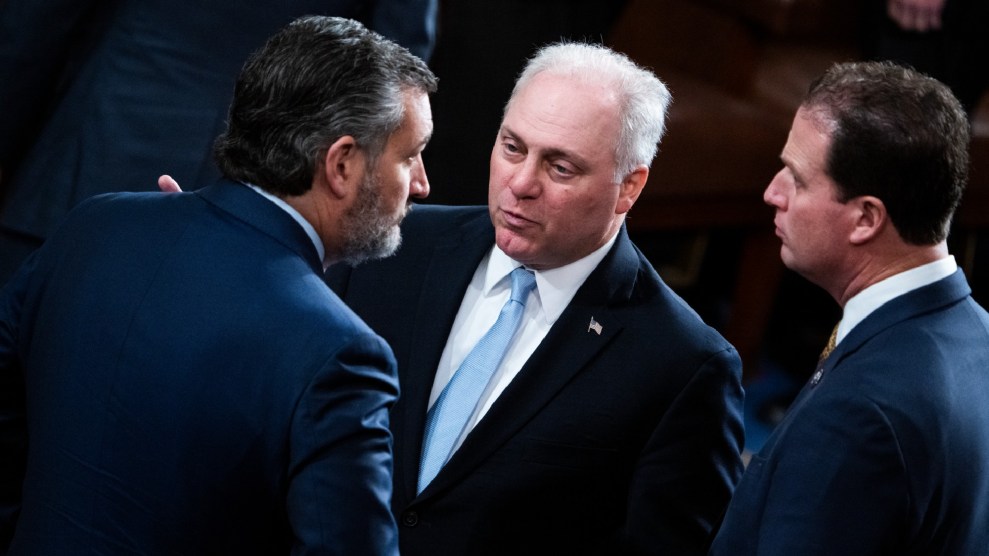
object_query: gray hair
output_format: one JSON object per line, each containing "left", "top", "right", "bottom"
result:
{"left": 214, "top": 16, "right": 438, "bottom": 196}
{"left": 506, "top": 42, "right": 671, "bottom": 183}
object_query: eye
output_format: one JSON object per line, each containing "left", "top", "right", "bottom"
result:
{"left": 778, "top": 166, "right": 799, "bottom": 188}
{"left": 501, "top": 137, "right": 522, "bottom": 155}
{"left": 406, "top": 149, "right": 424, "bottom": 165}
{"left": 549, "top": 160, "right": 578, "bottom": 179}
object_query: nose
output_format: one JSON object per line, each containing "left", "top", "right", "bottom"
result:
{"left": 763, "top": 169, "right": 787, "bottom": 209}
{"left": 507, "top": 158, "right": 541, "bottom": 198}
{"left": 409, "top": 154, "right": 429, "bottom": 199}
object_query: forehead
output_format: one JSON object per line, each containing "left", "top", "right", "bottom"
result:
{"left": 782, "top": 107, "right": 832, "bottom": 177}
{"left": 389, "top": 90, "right": 433, "bottom": 147}
{"left": 503, "top": 73, "right": 620, "bottom": 156}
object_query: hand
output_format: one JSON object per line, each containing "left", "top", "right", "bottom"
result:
{"left": 158, "top": 174, "right": 183, "bottom": 193}
{"left": 887, "top": 0, "right": 945, "bottom": 32}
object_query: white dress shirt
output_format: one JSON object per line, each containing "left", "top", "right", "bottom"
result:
{"left": 428, "top": 233, "right": 618, "bottom": 452}
{"left": 837, "top": 255, "right": 958, "bottom": 345}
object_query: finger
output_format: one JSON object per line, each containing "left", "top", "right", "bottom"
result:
{"left": 158, "top": 174, "right": 183, "bottom": 193}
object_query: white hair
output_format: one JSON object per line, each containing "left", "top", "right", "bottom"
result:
{"left": 507, "top": 42, "right": 672, "bottom": 183}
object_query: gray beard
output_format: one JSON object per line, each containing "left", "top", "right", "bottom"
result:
{"left": 339, "top": 173, "right": 404, "bottom": 266}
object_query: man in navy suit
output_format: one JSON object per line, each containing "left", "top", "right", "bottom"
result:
{"left": 326, "top": 43, "right": 745, "bottom": 555}
{"left": 0, "top": 16, "right": 436, "bottom": 554}
{"left": 710, "top": 61, "right": 989, "bottom": 554}
{"left": 0, "top": 0, "right": 437, "bottom": 285}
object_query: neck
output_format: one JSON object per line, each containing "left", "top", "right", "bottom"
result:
{"left": 833, "top": 241, "right": 949, "bottom": 307}
{"left": 283, "top": 190, "right": 341, "bottom": 267}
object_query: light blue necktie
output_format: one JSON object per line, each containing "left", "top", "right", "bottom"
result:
{"left": 418, "top": 266, "right": 536, "bottom": 493}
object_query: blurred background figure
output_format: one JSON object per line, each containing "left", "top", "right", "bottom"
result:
{"left": 0, "top": 0, "right": 437, "bottom": 285}
{"left": 863, "top": 0, "right": 989, "bottom": 115}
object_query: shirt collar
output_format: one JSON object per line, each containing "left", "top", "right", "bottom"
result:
{"left": 483, "top": 232, "right": 619, "bottom": 324}
{"left": 838, "top": 255, "right": 957, "bottom": 343}
{"left": 244, "top": 182, "right": 326, "bottom": 266}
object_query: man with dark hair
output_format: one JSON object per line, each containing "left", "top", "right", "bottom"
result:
{"left": 711, "top": 61, "right": 989, "bottom": 555}
{"left": 0, "top": 16, "right": 436, "bottom": 554}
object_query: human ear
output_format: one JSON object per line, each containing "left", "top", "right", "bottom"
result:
{"left": 321, "top": 135, "right": 365, "bottom": 199}
{"left": 849, "top": 195, "right": 887, "bottom": 245}
{"left": 616, "top": 165, "right": 649, "bottom": 214}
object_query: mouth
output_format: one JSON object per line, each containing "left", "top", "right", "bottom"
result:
{"left": 500, "top": 207, "right": 537, "bottom": 229}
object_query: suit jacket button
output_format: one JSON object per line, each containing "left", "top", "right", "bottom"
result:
{"left": 401, "top": 510, "right": 419, "bottom": 527}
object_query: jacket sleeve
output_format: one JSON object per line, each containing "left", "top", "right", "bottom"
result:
{"left": 285, "top": 330, "right": 401, "bottom": 555}
{"left": 625, "top": 346, "right": 745, "bottom": 555}
{"left": 710, "top": 390, "right": 907, "bottom": 555}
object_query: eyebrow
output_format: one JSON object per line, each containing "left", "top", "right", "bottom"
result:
{"left": 410, "top": 130, "right": 432, "bottom": 155}
{"left": 780, "top": 152, "right": 807, "bottom": 185}
{"left": 499, "top": 125, "right": 590, "bottom": 169}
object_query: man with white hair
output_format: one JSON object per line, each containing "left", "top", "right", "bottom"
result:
{"left": 327, "top": 42, "right": 745, "bottom": 555}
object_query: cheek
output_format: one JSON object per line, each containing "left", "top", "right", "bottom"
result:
{"left": 563, "top": 187, "right": 612, "bottom": 220}
{"left": 792, "top": 204, "right": 837, "bottom": 248}
{"left": 379, "top": 168, "right": 409, "bottom": 207}
{"left": 538, "top": 190, "right": 595, "bottom": 237}
{"left": 489, "top": 175, "right": 517, "bottom": 209}
{"left": 488, "top": 159, "right": 509, "bottom": 189}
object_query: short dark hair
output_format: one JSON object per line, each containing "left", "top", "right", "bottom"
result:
{"left": 213, "top": 16, "right": 438, "bottom": 196}
{"left": 803, "top": 61, "right": 969, "bottom": 245}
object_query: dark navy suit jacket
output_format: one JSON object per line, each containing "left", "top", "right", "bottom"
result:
{"left": 711, "top": 270, "right": 989, "bottom": 555}
{"left": 326, "top": 205, "right": 745, "bottom": 555}
{"left": 0, "top": 180, "right": 400, "bottom": 554}
{"left": 0, "top": 0, "right": 435, "bottom": 277}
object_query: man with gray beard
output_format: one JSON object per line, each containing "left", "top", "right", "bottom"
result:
{"left": 0, "top": 16, "right": 435, "bottom": 555}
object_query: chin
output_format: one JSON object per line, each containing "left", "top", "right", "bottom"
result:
{"left": 342, "top": 226, "right": 402, "bottom": 265}
{"left": 495, "top": 231, "right": 530, "bottom": 258}
{"left": 375, "top": 227, "right": 403, "bottom": 259}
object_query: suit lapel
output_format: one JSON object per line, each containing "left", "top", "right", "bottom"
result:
{"left": 417, "top": 227, "right": 641, "bottom": 499}
{"left": 396, "top": 211, "right": 496, "bottom": 501}
{"left": 774, "top": 270, "right": 974, "bottom": 453}
{"left": 819, "top": 269, "right": 971, "bottom": 375}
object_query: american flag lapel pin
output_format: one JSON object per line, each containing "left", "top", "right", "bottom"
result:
{"left": 588, "top": 317, "right": 603, "bottom": 335}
